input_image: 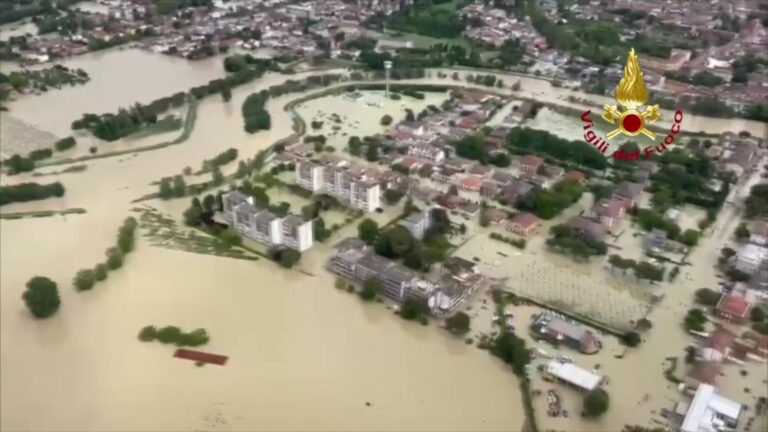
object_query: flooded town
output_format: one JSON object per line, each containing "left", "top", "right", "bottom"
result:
{"left": 1, "top": 1, "right": 768, "bottom": 432}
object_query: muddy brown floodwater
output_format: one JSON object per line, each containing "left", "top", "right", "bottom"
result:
{"left": 1, "top": 49, "right": 525, "bottom": 432}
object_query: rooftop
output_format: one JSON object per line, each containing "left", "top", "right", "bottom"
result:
{"left": 681, "top": 384, "right": 742, "bottom": 432}
{"left": 716, "top": 294, "right": 752, "bottom": 318}
{"left": 545, "top": 360, "right": 601, "bottom": 391}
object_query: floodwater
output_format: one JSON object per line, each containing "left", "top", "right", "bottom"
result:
{"left": 3, "top": 49, "right": 766, "bottom": 431}
{"left": 0, "top": 20, "right": 37, "bottom": 41}
{"left": 0, "top": 50, "right": 525, "bottom": 431}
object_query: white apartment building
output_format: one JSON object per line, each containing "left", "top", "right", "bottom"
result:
{"left": 295, "top": 160, "right": 381, "bottom": 212}
{"left": 401, "top": 208, "right": 432, "bottom": 240}
{"left": 282, "top": 214, "right": 314, "bottom": 252}
{"left": 223, "top": 191, "right": 314, "bottom": 251}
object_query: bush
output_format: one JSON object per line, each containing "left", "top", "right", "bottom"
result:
{"left": 94, "top": 263, "right": 108, "bottom": 281}
{"left": 695, "top": 288, "right": 722, "bottom": 306}
{"left": 138, "top": 325, "right": 157, "bottom": 341}
{"left": 621, "top": 331, "right": 641, "bottom": 347}
{"left": 445, "top": 312, "right": 471, "bottom": 334}
{"left": 278, "top": 248, "right": 301, "bottom": 268}
{"left": 360, "top": 278, "right": 381, "bottom": 301}
{"left": 105, "top": 247, "right": 124, "bottom": 270}
{"left": 400, "top": 297, "right": 430, "bottom": 320}
{"left": 583, "top": 388, "right": 609, "bottom": 417}
{"left": 73, "top": 269, "right": 96, "bottom": 291}
{"left": 380, "top": 114, "right": 393, "bottom": 126}
{"left": 29, "top": 148, "right": 53, "bottom": 161}
{"left": 22, "top": 276, "right": 61, "bottom": 319}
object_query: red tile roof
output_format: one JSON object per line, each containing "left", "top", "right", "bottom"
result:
{"left": 521, "top": 155, "right": 544, "bottom": 168}
{"left": 565, "top": 171, "right": 585, "bottom": 182}
{"left": 716, "top": 294, "right": 752, "bottom": 319}
{"left": 459, "top": 176, "right": 483, "bottom": 189}
{"left": 510, "top": 212, "right": 540, "bottom": 229}
{"left": 706, "top": 327, "right": 736, "bottom": 353}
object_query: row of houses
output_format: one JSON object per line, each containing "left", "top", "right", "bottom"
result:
{"left": 221, "top": 191, "right": 314, "bottom": 252}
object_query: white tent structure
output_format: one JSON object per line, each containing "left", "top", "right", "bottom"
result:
{"left": 545, "top": 360, "right": 601, "bottom": 392}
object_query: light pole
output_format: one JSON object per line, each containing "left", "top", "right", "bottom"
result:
{"left": 384, "top": 60, "right": 392, "bottom": 101}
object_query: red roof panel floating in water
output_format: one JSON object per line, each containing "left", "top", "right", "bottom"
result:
{"left": 174, "top": 349, "right": 228, "bottom": 366}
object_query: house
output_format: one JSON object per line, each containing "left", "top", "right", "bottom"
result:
{"left": 469, "top": 164, "right": 495, "bottom": 178}
{"left": 520, "top": 155, "right": 544, "bottom": 177}
{"left": 458, "top": 176, "right": 483, "bottom": 192}
{"left": 412, "top": 185, "right": 441, "bottom": 203}
{"left": 715, "top": 294, "right": 752, "bottom": 324}
{"left": 436, "top": 194, "right": 461, "bottom": 210}
{"left": 444, "top": 157, "right": 474, "bottom": 172}
{"left": 680, "top": 384, "right": 742, "bottom": 432}
{"left": 589, "top": 199, "right": 625, "bottom": 230}
{"left": 611, "top": 181, "right": 644, "bottom": 209}
{"left": 491, "top": 170, "right": 516, "bottom": 186}
{"left": 564, "top": 170, "right": 586, "bottom": 184}
{"left": 687, "top": 361, "right": 721, "bottom": 386}
{"left": 507, "top": 212, "right": 541, "bottom": 237}
{"left": 396, "top": 157, "right": 423, "bottom": 174}
{"left": 480, "top": 180, "right": 500, "bottom": 198}
{"left": 700, "top": 327, "right": 736, "bottom": 361}
{"left": 643, "top": 228, "right": 670, "bottom": 252}
{"left": 458, "top": 201, "right": 481, "bottom": 219}
{"left": 541, "top": 164, "right": 565, "bottom": 178}
{"left": 733, "top": 243, "right": 768, "bottom": 274}
{"left": 501, "top": 179, "right": 534, "bottom": 206}
{"left": 408, "top": 144, "right": 445, "bottom": 163}
{"left": 431, "top": 262, "right": 485, "bottom": 315}
{"left": 566, "top": 216, "right": 608, "bottom": 242}
{"left": 485, "top": 208, "right": 508, "bottom": 225}
{"left": 531, "top": 313, "right": 601, "bottom": 354}
{"left": 401, "top": 209, "right": 432, "bottom": 240}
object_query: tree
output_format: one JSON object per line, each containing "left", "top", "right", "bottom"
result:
{"left": 138, "top": 325, "right": 157, "bottom": 341}
{"left": 385, "top": 225, "right": 415, "bottom": 257}
{"left": 183, "top": 200, "right": 203, "bottom": 226}
{"left": 211, "top": 166, "right": 224, "bottom": 186}
{"left": 445, "top": 312, "right": 471, "bottom": 334}
{"left": 365, "top": 140, "right": 380, "bottom": 162}
{"left": 695, "top": 288, "right": 722, "bottom": 306}
{"left": 384, "top": 189, "right": 404, "bottom": 204}
{"left": 400, "top": 297, "right": 429, "bottom": 321}
{"left": 73, "top": 269, "right": 96, "bottom": 291}
{"left": 219, "top": 228, "right": 242, "bottom": 246}
{"left": 735, "top": 223, "right": 750, "bottom": 239}
{"left": 680, "top": 229, "right": 700, "bottom": 247}
{"left": 447, "top": 184, "right": 459, "bottom": 196}
{"left": 159, "top": 177, "right": 173, "bottom": 199}
{"left": 492, "top": 332, "right": 531, "bottom": 376}
{"left": 106, "top": 247, "right": 124, "bottom": 270}
{"left": 583, "top": 388, "right": 609, "bottom": 417}
{"left": 202, "top": 194, "right": 216, "bottom": 212}
{"left": 279, "top": 248, "right": 300, "bottom": 268}
{"left": 684, "top": 308, "right": 708, "bottom": 332}
{"left": 455, "top": 134, "right": 485, "bottom": 162}
{"left": 621, "top": 331, "right": 641, "bottom": 347}
{"left": 348, "top": 136, "right": 362, "bottom": 156}
{"left": 94, "top": 263, "right": 108, "bottom": 281}
{"left": 357, "top": 218, "right": 379, "bottom": 244}
{"left": 22, "top": 276, "right": 61, "bottom": 319}
{"left": 479, "top": 209, "right": 492, "bottom": 227}
{"left": 220, "top": 87, "right": 232, "bottom": 102}
{"left": 490, "top": 152, "right": 511, "bottom": 167}
{"left": 360, "top": 278, "right": 381, "bottom": 301}
{"left": 252, "top": 186, "right": 270, "bottom": 207}
{"left": 156, "top": 326, "right": 182, "bottom": 344}
{"left": 380, "top": 114, "right": 393, "bottom": 126}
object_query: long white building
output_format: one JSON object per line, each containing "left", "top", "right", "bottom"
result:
{"left": 295, "top": 159, "right": 381, "bottom": 212}
{"left": 222, "top": 191, "right": 314, "bottom": 252}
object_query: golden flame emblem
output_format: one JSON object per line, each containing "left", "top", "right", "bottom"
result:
{"left": 602, "top": 48, "right": 661, "bottom": 140}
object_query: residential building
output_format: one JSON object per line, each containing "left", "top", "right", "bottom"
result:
{"left": 507, "top": 212, "right": 541, "bottom": 237}
{"left": 295, "top": 159, "right": 381, "bottom": 211}
{"left": 530, "top": 313, "right": 601, "bottom": 354}
{"left": 566, "top": 216, "right": 608, "bottom": 242}
{"left": 457, "top": 201, "right": 480, "bottom": 220}
{"left": 700, "top": 327, "right": 736, "bottom": 362}
{"left": 480, "top": 180, "right": 499, "bottom": 198}
{"left": 680, "top": 384, "right": 742, "bottom": 432}
{"left": 458, "top": 176, "right": 483, "bottom": 192}
{"left": 611, "top": 181, "right": 644, "bottom": 209}
{"left": 733, "top": 243, "right": 768, "bottom": 274}
{"left": 520, "top": 155, "right": 544, "bottom": 177}
{"left": 589, "top": 199, "right": 625, "bottom": 230}
{"left": 401, "top": 209, "right": 432, "bottom": 240}
{"left": 564, "top": 170, "right": 586, "bottom": 184}
{"left": 222, "top": 191, "right": 313, "bottom": 251}
{"left": 715, "top": 294, "right": 752, "bottom": 324}
{"left": 436, "top": 194, "right": 461, "bottom": 210}
{"left": 687, "top": 361, "right": 721, "bottom": 386}
{"left": 485, "top": 208, "right": 508, "bottom": 225}
{"left": 407, "top": 144, "right": 445, "bottom": 163}
{"left": 430, "top": 260, "right": 485, "bottom": 316}
{"left": 281, "top": 214, "right": 313, "bottom": 252}
{"left": 327, "top": 238, "right": 432, "bottom": 302}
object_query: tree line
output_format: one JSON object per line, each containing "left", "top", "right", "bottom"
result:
{"left": 72, "top": 217, "right": 138, "bottom": 291}
{"left": 2, "top": 136, "right": 77, "bottom": 174}
{"left": 0, "top": 181, "right": 64, "bottom": 206}
{"left": 507, "top": 127, "right": 609, "bottom": 171}
{"left": 546, "top": 224, "right": 607, "bottom": 259}
{"left": 138, "top": 325, "right": 209, "bottom": 347}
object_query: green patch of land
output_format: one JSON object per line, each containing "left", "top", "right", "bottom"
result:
{"left": 133, "top": 206, "right": 259, "bottom": 261}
